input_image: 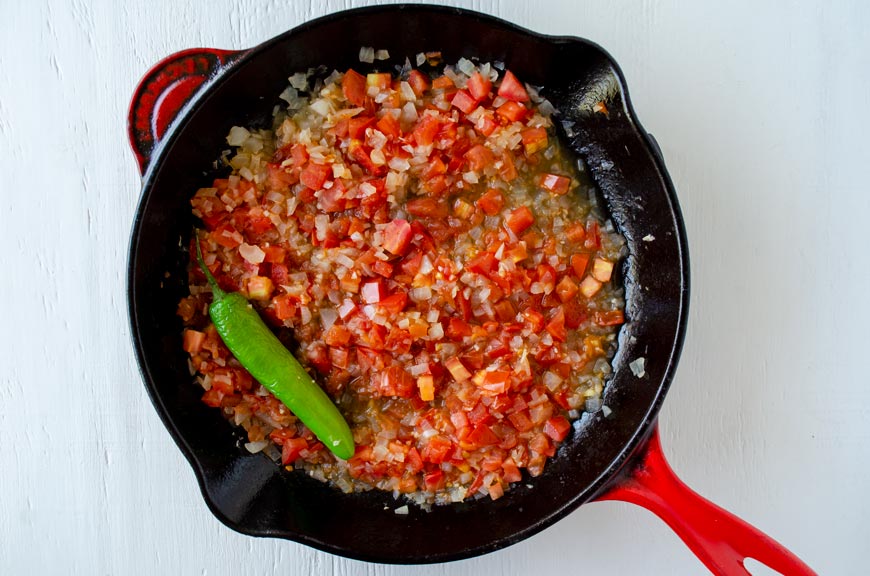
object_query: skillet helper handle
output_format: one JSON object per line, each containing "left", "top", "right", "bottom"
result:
{"left": 597, "top": 425, "right": 817, "bottom": 576}
{"left": 127, "top": 48, "right": 243, "bottom": 174}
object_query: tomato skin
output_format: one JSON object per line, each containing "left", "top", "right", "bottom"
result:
{"left": 342, "top": 69, "right": 367, "bottom": 106}
{"left": 497, "top": 70, "right": 530, "bottom": 102}
{"left": 594, "top": 310, "right": 625, "bottom": 326}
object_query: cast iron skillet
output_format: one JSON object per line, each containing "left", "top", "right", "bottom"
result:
{"left": 126, "top": 5, "right": 815, "bottom": 574}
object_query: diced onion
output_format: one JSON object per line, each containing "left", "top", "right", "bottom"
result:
{"left": 239, "top": 243, "right": 265, "bottom": 264}
{"left": 359, "top": 46, "right": 375, "bottom": 63}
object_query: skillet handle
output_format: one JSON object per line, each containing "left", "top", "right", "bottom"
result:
{"left": 127, "top": 48, "right": 244, "bottom": 174}
{"left": 596, "top": 425, "right": 816, "bottom": 576}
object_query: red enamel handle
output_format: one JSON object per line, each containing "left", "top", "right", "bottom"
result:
{"left": 596, "top": 425, "right": 816, "bottom": 575}
{"left": 127, "top": 48, "right": 244, "bottom": 174}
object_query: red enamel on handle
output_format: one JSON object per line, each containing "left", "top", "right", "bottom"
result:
{"left": 127, "top": 48, "right": 243, "bottom": 174}
{"left": 596, "top": 425, "right": 816, "bottom": 576}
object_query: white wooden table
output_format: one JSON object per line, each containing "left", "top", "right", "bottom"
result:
{"left": 2, "top": 1, "right": 867, "bottom": 574}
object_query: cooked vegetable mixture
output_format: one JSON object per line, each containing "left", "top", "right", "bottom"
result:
{"left": 179, "top": 55, "right": 626, "bottom": 506}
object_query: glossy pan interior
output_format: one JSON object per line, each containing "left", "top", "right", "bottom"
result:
{"left": 128, "top": 5, "right": 688, "bottom": 563}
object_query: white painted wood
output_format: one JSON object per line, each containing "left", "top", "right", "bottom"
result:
{"left": 1, "top": 0, "right": 867, "bottom": 573}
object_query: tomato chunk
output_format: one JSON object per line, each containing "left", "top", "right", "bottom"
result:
{"left": 467, "top": 71, "right": 492, "bottom": 100}
{"left": 505, "top": 206, "right": 534, "bottom": 234}
{"left": 300, "top": 162, "right": 332, "bottom": 190}
{"left": 383, "top": 219, "right": 413, "bottom": 255}
{"left": 476, "top": 188, "right": 504, "bottom": 215}
{"left": 342, "top": 69, "right": 367, "bottom": 106}
{"left": 538, "top": 173, "right": 571, "bottom": 195}
{"left": 451, "top": 89, "right": 478, "bottom": 114}
{"left": 497, "top": 70, "right": 530, "bottom": 102}
{"left": 543, "top": 416, "right": 571, "bottom": 442}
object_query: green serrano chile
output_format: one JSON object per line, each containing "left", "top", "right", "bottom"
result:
{"left": 195, "top": 234, "right": 354, "bottom": 460}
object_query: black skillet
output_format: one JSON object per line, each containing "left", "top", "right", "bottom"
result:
{"left": 126, "top": 5, "right": 815, "bottom": 574}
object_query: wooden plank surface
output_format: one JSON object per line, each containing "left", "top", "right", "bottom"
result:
{"left": 1, "top": 1, "right": 867, "bottom": 574}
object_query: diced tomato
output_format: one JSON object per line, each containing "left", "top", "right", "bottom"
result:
{"left": 594, "top": 310, "right": 625, "bottom": 326}
{"left": 475, "top": 370, "right": 511, "bottom": 394}
{"left": 562, "top": 298, "right": 588, "bottom": 329}
{"left": 496, "top": 100, "right": 528, "bottom": 122}
{"left": 371, "top": 260, "right": 393, "bottom": 278}
{"left": 271, "top": 294, "right": 296, "bottom": 321}
{"left": 584, "top": 221, "right": 602, "bottom": 250}
{"left": 579, "top": 276, "right": 603, "bottom": 298}
{"left": 502, "top": 459, "right": 522, "bottom": 483}
{"left": 342, "top": 69, "right": 367, "bottom": 106}
{"left": 545, "top": 307, "right": 567, "bottom": 342}
{"left": 432, "top": 75, "right": 454, "bottom": 90}
{"left": 406, "top": 197, "right": 448, "bottom": 218}
{"left": 329, "top": 346, "right": 349, "bottom": 370}
{"left": 265, "top": 163, "right": 296, "bottom": 192}
{"left": 464, "top": 144, "right": 494, "bottom": 171}
{"left": 451, "top": 90, "right": 478, "bottom": 114}
{"left": 555, "top": 276, "right": 579, "bottom": 303}
{"left": 182, "top": 329, "right": 205, "bottom": 354}
{"left": 378, "top": 292, "right": 408, "bottom": 315}
{"left": 446, "top": 318, "right": 472, "bottom": 339}
{"left": 521, "top": 127, "right": 548, "bottom": 154}
{"left": 445, "top": 357, "right": 471, "bottom": 382}
{"left": 538, "top": 173, "right": 571, "bottom": 195}
{"left": 382, "top": 219, "right": 413, "bottom": 255}
{"left": 499, "top": 150, "right": 518, "bottom": 181}
{"left": 466, "top": 251, "right": 497, "bottom": 274}
{"left": 544, "top": 416, "right": 571, "bottom": 442}
{"left": 300, "top": 162, "right": 331, "bottom": 190}
{"left": 493, "top": 299, "right": 516, "bottom": 322}
{"left": 348, "top": 115, "right": 376, "bottom": 140}
{"left": 476, "top": 188, "right": 504, "bottom": 215}
{"left": 323, "top": 324, "right": 352, "bottom": 346}
{"left": 475, "top": 112, "right": 498, "bottom": 136}
{"left": 408, "top": 69, "right": 430, "bottom": 96}
{"left": 466, "top": 71, "right": 492, "bottom": 100}
{"left": 376, "top": 113, "right": 401, "bottom": 139}
{"left": 591, "top": 258, "right": 614, "bottom": 282}
{"left": 529, "top": 432, "right": 553, "bottom": 456}
{"left": 466, "top": 423, "right": 500, "bottom": 447}
{"left": 422, "top": 435, "right": 453, "bottom": 464}
{"left": 497, "top": 70, "right": 529, "bottom": 102}
{"left": 505, "top": 206, "right": 534, "bottom": 234}
{"left": 571, "top": 253, "right": 590, "bottom": 278}
{"left": 423, "top": 174, "right": 449, "bottom": 195}
{"left": 377, "top": 365, "right": 415, "bottom": 398}
{"left": 417, "top": 375, "right": 435, "bottom": 402}
{"left": 565, "top": 223, "right": 586, "bottom": 243}
{"left": 413, "top": 114, "right": 441, "bottom": 146}
{"left": 281, "top": 438, "right": 309, "bottom": 465}
{"left": 212, "top": 223, "right": 243, "bottom": 248}
{"left": 507, "top": 410, "right": 534, "bottom": 433}
{"left": 347, "top": 139, "right": 379, "bottom": 175}
{"left": 246, "top": 276, "right": 274, "bottom": 301}
{"left": 262, "top": 245, "right": 285, "bottom": 264}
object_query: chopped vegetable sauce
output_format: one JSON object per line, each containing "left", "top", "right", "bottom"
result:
{"left": 179, "top": 57, "right": 626, "bottom": 506}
